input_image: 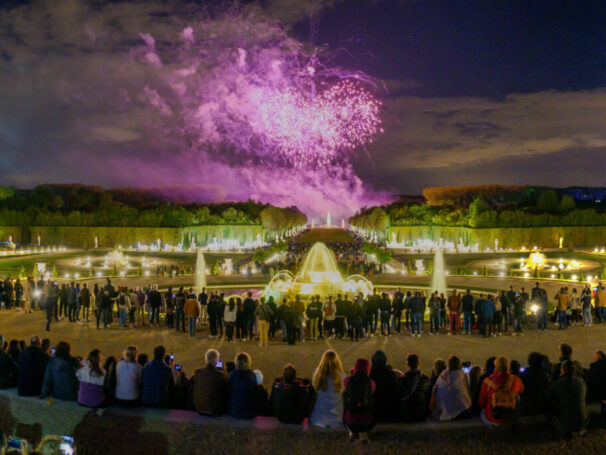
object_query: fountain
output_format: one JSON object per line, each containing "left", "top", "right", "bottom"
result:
{"left": 326, "top": 211, "right": 331, "bottom": 227}
{"left": 264, "top": 242, "right": 372, "bottom": 300}
{"left": 431, "top": 248, "right": 447, "bottom": 296}
{"left": 105, "top": 250, "right": 128, "bottom": 266}
{"left": 194, "top": 250, "right": 206, "bottom": 296}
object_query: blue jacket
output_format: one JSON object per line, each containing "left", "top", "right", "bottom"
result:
{"left": 483, "top": 299, "right": 496, "bottom": 318}
{"left": 41, "top": 356, "right": 79, "bottom": 401}
{"left": 228, "top": 369, "right": 258, "bottom": 419}
{"left": 18, "top": 346, "right": 50, "bottom": 397}
{"left": 142, "top": 359, "right": 175, "bottom": 408}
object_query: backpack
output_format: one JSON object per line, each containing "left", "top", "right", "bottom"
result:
{"left": 324, "top": 304, "right": 334, "bottom": 317}
{"left": 343, "top": 373, "right": 373, "bottom": 414}
{"left": 486, "top": 376, "right": 516, "bottom": 420}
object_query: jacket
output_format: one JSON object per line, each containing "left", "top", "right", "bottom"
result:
{"left": 183, "top": 298, "right": 200, "bottom": 318}
{"left": 142, "top": 359, "right": 175, "bottom": 408}
{"left": 76, "top": 360, "right": 106, "bottom": 408}
{"left": 519, "top": 366, "right": 550, "bottom": 415}
{"left": 409, "top": 297, "right": 426, "bottom": 314}
{"left": 478, "top": 371, "right": 524, "bottom": 424}
{"left": 431, "top": 370, "right": 472, "bottom": 421}
{"left": 17, "top": 346, "right": 50, "bottom": 397}
{"left": 586, "top": 359, "right": 606, "bottom": 403}
{"left": 545, "top": 374, "right": 588, "bottom": 437}
{"left": 255, "top": 303, "right": 274, "bottom": 322}
{"left": 193, "top": 364, "right": 229, "bottom": 416}
{"left": 343, "top": 358, "right": 376, "bottom": 426}
{"left": 370, "top": 365, "right": 399, "bottom": 422}
{"left": 228, "top": 369, "right": 258, "bottom": 419}
{"left": 447, "top": 294, "right": 461, "bottom": 312}
{"left": 461, "top": 294, "right": 474, "bottom": 312}
{"left": 270, "top": 377, "right": 314, "bottom": 424}
{"left": 0, "top": 350, "right": 18, "bottom": 389}
{"left": 398, "top": 369, "right": 431, "bottom": 422}
{"left": 41, "top": 356, "right": 80, "bottom": 401}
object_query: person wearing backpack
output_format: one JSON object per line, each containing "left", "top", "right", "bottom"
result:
{"left": 343, "top": 358, "right": 376, "bottom": 443}
{"left": 478, "top": 356, "right": 524, "bottom": 425}
{"left": 270, "top": 363, "right": 314, "bottom": 424}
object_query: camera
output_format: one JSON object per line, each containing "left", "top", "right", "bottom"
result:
{"left": 462, "top": 361, "right": 471, "bottom": 374}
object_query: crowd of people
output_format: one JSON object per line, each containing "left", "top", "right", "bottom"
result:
{"left": 2, "top": 275, "right": 606, "bottom": 344}
{"left": 1, "top": 334, "right": 604, "bottom": 444}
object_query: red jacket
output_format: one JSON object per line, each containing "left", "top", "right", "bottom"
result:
{"left": 479, "top": 371, "right": 524, "bottom": 424}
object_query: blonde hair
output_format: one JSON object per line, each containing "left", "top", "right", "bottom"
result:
{"left": 495, "top": 356, "right": 509, "bottom": 373}
{"left": 36, "top": 435, "right": 63, "bottom": 455}
{"left": 313, "top": 350, "right": 344, "bottom": 393}
{"left": 124, "top": 346, "right": 138, "bottom": 362}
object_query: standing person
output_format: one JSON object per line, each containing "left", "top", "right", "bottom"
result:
{"left": 198, "top": 287, "right": 208, "bottom": 325}
{"left": 175, "top": 287, "right": 186, "bottom": 333}
{"left": 391, "top": 288, "right": 404, "bottom": 333}
{"left": 545, "top": 360, "right": 588, "bottom": 438}
{"left": 568, "top": 288, "right": 580, "bottom": 326}
{"left": 117, "top": 288, "right": 131, "bottom": 329}
{"left": 335, "top": 294, "right": 347, "bottom": 339}
{"left": 537, "top": 288, "right": 549, "bottom": 331}
{"left": 305, "top": 296, "right": 322, "bottom": 341}
{"left": 596, "top": 282, "right": 606, "bottom": 323}
{"left": 115, "top": 346, "right": 142, "bottom": 407}
{"left": 343, "top": 358, "right": 376, "bottom": 443}
{"left": 378, "top": 293, "right": 391, "bottom": 336}
{"left": 80, "top": 283, "right": 91, "bottom": 322}
{"left": 403, "top": 291, "right": 412, "bottom": 331}
{"left": 348, "top": 294, "right": 364, "bottom": 341}
{"left": 410, "top": 291, "right": 426, "bottom": 337}
{"left": 207, "top": 292, "right": 218, "bottom": 338}
{"left": 310, "top": 350, "right": 346, "bottom": 428}
{"left": 493, "top": 291, "right": 504, "bottom": 336}
{"left": 478, "top": 356, "right": 524, "bottom": 425}
{"left": 18, "top": 335, "right": 50, "bottom": 397}
{"left": 475, "top": 294, "right": 486, "bottom": 336}
{"left": 284, "top": 300, "right": 299, "bottom": 345}
{"left": 23, "top": 277, "right": 33, "bottom": 314}
{"left": 184, "top": 291, "right": 201, "bottom": 338}
{"left": 255, "top": 297, "right": 274, "bottom": 346}
{"left": 243, "top": 292, "right": 257, "bottom": 341}
{"left": 581, "top": 287, "right": 593, "bottom": 327}
{"left": 555, "top": 287, "right": 569, "bottom": 330}
{"left": 366, "top": 290, "right": 380, "bottom": 337}
{"left": 44, "top": 282, "right": 59, "bottom": 332}
{"left": 513, "top": 289, "right": 526, "bottom": 335}
{"left": 461, "top": 289, "right": 474, "bottom": 335}
{"left": 322, "top": 296, "right": 336, "bottom": 339}
{"left": 136, "top": 288, "right": 147, "bottom": 327}
{"left": 67, "top": 281, "right": 78, "bottom": 322}
{"left": 164, "top": 287, "right": 175, "bottom": 328}
{"left": 236, "top": 297, "right": 246, "bottom": 341}
{"left": 292, "top": 295, "right": 305, "bottom": 342}
{"left": 483, "top": 295, "right": 496, "bottom": 338}
{"left": 428, "top": 292, "right": 440, "bottom": 335}
{"left": 499, "top": 290, "right": 510, "bottom": 332}
{"left": 148, "top": 285, "right": 162, "bottom": 326}
{"left": 223, "top": 298, "right": 237, "bottom": 342}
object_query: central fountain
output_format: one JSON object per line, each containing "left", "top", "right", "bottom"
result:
{"left": 430, "top": 247, "right": 447, "bottom": 296}
{"left": 264, "top": 242, "right": 373, "bottom": 300}
{"left": 194, "top": 250, "right": 207, "bottom": 296}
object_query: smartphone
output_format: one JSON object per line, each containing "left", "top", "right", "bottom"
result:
{"left": 8, "top": 438, "right": 23, "bottom": 449}
{"left": 51, "top": 346, "right": 56, "bottom": 356}
{"left": 175, "top": 364, "right": 182, "bottom": 371}
{"left": 60, "top": 435, "right": 75, "bottom": 455}
{"left": 462, "top": 361, "right": 471, "bottom": 374}
{"left": 169, "top": 354, "right": 175, "bottom": 361}
{"left": 519, "top": 366, "right": 526, "bottom": 373}
{"left": 216, "top": 360, "right": 224, "bottom": 370}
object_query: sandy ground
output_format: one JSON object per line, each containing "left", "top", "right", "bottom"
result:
{"left": 1, "top": 309, "right": 604, "bottom": 379}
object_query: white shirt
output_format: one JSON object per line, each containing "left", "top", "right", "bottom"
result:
{"left": 115, "top": 360, "right": 142, "bottom": 401}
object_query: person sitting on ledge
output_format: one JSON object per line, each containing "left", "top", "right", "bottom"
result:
{"left": 76, "top": 349, "right": 106, "bottom": 408}
{"left": 478, "top": 356, "right": 524, "bottom": 426}
{"left": 17, "top": 335, "right": 49, "bottom": 397}
{"left": 192, "top": 348, "right": 228, "bottom": 416}
{"left": 142, "top": 345, "right": 175, "bottom": 409}
{"left": 430, "top": 355, "right": 472, "bottom": 421}
{"left": 270, "top": 363, "right": 314, "bottom": 424}
{"left": 0, "top": 335, "right": 17, "bottom": 389}
{"left": 398, "top": 354, "right": 431, "bottom": 422}
{"left": 115, "top": 345, "right": 142, "bottom": 407}
{"left": 228, "top": 352, "right": 258, "bottom": 419}
{"left": 41, "top": 340, "right": 79, "bottom": 401}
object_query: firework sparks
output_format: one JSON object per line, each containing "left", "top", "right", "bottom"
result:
{"left": 257, "top": 80, "right": 382, "bottom": 167}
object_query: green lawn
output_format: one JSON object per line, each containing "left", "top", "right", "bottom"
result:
{"left": 294, "top": 229, "right": 356, "bottom": 244}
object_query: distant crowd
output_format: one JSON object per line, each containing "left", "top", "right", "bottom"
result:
{"left": 1, "top": 336, "right": 604, "bottom": 443}
{"left": 2, "top": 277, "right": 606, "bottom": 343}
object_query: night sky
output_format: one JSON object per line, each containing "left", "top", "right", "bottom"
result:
{"left": 1, "top": 0, "right": 605, "bottom": 215}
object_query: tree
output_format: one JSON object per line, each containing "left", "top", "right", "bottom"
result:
{"left": 537, "top": 190, "right": 559, "bottom": 214}
{"left": 558, "top": 195, "right": 576, "bottom": 213}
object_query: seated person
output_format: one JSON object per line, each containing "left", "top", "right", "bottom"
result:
{"left": 0, "top": 335, "right": 18, "bottom": 389}
{"left": 192, "top": 348, "right": 228, "bottom": 416}
{"left": 77, "top": 349, "right": 107, "bottom": 408}
{"left": 270, "top": 363, "right": 314, "bottom": 424}
{"left": 398, "top": 354, "right": 431, "bottom": 422}
{"left": 519, "top": 352, "right": 550, "bottom": 415}
{"left": 142, "top": 346, "right": 175, "bottom": 408}
{"left": 41, "top": 340, "right": 80, "bottom": 401}
{"left": 478, "top": 356, "right": 524, "bottom": 425}
{"left": 545, "top": 360, "right": 588, "bottom": 438}
{"left": 18, "top": 335, "right": 50, "bottom": 397}
{"left": 228, "top": 352, "right": 258, "bottom": 419}
{"left": 430, "top": 356, "right": 472, "bottom": 421}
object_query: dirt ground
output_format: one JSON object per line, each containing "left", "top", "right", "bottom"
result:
{"left": 1, "top": 310, "right": 604, "bottom": 380}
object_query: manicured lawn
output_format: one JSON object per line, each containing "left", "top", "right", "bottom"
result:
{"left": 294, "top": 229, "right": 356, "bottom": 244}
